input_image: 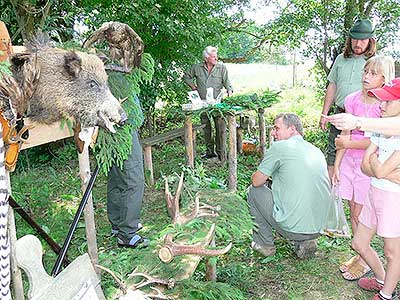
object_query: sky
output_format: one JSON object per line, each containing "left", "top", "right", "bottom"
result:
{"left": 243, "top": 0, "right": 277, "bottom": 24}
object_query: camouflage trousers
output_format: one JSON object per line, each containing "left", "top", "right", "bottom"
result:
{"left": 107, "top": 130, "right": 144, "bottom": 243}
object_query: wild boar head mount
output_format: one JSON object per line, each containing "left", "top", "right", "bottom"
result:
{"left": 0, "top": 41, "right": 127, "bottom": 133}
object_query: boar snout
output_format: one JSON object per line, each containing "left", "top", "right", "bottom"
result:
{"left": 118, "top": 110, "right": 128, "bottom": 126}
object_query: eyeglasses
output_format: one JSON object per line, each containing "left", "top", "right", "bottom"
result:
{"left": 363, "top": 69, "right": 383, "bottom": 78}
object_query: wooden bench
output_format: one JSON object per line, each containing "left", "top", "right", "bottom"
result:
{"left": 141, "top": 124, "right": 206, "bottom": 186}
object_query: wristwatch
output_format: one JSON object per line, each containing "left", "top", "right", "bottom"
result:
{"left": 355, "top": 118, "right": 362, "bottom": 130}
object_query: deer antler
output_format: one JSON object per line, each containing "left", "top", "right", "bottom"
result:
{"left": 96, "top": 265, "right": 172, "bottom": 300}
{"left": 83, "top": 21, "right": 144, "bottom": 72}
{"left": 165, "top": 174, "right": 220, "bottom": 225}
{"left": 128, "top": 268, "right": 175, "bottom": 290}
{"left": 158, "top": 224, "right": 232, "bottom": 263}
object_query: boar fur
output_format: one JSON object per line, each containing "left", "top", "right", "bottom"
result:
{"left": 0, "top": 40, "right": 127, "bottom": 132}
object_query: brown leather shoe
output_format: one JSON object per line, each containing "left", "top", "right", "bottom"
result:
{"left": 251, "top": 242, "right": 276, "bottom": 257}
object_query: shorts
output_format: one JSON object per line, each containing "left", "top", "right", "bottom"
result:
{"left": 359, "top": 185, "right": 400, "bottom": 238}
{"left": 338, "top": 155, "right": 371, "bottom": 205}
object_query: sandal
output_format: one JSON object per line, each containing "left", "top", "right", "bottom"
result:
{"left": 117, "top": 234, "right": 150, "bottom": 249}
{"left": 342, "top": 261, "right": 371, "bottom": 281}
{"left": 339, "top": 255, "right": 359, "bottom": 273}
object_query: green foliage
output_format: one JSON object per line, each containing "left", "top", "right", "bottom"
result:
{"left": 94, "top": 53, "right": 155, "bottom": 175}
{"left": 78, "top": 0, "right": 250, "bottom": 132}
{"left": 224, "top": 89, "right": 281, "bottom": 110}
{"left": 174, "top": 279, "right": 246, "bottom": 300}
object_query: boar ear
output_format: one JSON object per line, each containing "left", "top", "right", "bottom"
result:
{"left": 64, "top": 52, "right": 82, "bottom": 77}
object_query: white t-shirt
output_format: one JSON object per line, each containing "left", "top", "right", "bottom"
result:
{"left": 370, "top": 134, "right": 400, "bottom": 193}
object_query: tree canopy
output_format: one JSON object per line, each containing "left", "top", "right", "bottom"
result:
{"left": 1, "top": 0, "right": 400, "bottom": 132}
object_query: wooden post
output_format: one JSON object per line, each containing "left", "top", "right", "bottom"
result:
{"left": 236, "top": 127, "right": 243, "bottom": 154}
{"left": 205, "top": 236, "right": 217, "bottom": 281}
{"left": 192, "top": 129, "right": 197, "bottom": 160}
{"left": 143, "top": 146, "right": 154, "bottom": 186}
{"left": 184, "top": 115, "right": 194, "bottom": 168}
{"left": 228, "top": 115, "right": 237, "bottom": 191}
{"left": 78, "top": 147, "right": 99, "bottom": 276}
{"left": 258, "top": 108, "right": 266, "bottom": 155}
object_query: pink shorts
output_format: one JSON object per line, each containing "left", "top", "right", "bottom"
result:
{"left": 339, "top": 155, "right": 371, "bottom": 205}
{"left": 359, "top": 185, "right": 400, "bottom": 238}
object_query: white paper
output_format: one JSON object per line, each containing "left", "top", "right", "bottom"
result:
{"left": 188, "top": 91, "right": 202, "bottom": 105}
{"left": 206, "top": 87, "right": 214, "bottom": 102}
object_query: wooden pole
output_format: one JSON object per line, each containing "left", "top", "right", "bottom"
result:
{"left": 184, "top": 115, "right": 194, "bottom": 168}
{"left": 236, "top": 127, "right": 243, "bottom": 155}
{"left": 205, "top": 236, "right": 217, "bottom": 281}
{"left": 258, "top": 108, "right": 266, "bottom": 155}
{"left": 292, "top": 51, "right": 296, "bottom": 87}
{"left": 192, "top": 129, "right": 197, "bottom": 160}
{"left": 228, "top": 115, "right": 237, "bottom": 191}
{"left": 143, "top": 146, "right": 154, "bottom": 186}
{"left": 78, "top": 147, "right": 100, "bottom": 276}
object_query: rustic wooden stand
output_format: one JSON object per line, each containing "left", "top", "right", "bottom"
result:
{"left": 8, "top": 117, "right": 101, "bottom": 299}
{"left": 183, "top": 108, "right": 268, "bottom": 192}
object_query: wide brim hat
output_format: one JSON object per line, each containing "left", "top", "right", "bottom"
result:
{"left": 349, "top": 19, "right": 375, "bottom": 40}
{"left": 368, "top": 78, "right": 400, "bottom": 101}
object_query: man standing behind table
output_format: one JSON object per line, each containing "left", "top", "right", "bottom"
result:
{"left": 184, "top": 46, "right": 233, "bottom": 160}
{"left": 319, "top": 19, "right": 377, "bottom": 178}
{"left": 248, "top": 113, "right": 332, "bottom": 259}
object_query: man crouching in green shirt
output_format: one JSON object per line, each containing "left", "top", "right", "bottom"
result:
{"left": 248, "top": 113, "right": 331, "bottom": 259}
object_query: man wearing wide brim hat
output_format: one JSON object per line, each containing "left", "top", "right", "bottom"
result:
{"left": 320, "top": 18, "right": 377, "bottom": 281}
{"left": 320, "top": 18, "right": 376, "bottom": 173}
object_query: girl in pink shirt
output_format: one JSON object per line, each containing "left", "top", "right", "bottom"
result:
{"left": 332, "top": 56, "right": 395, "bottom": 281}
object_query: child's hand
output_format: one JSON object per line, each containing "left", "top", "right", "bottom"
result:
{"left": 331, "top": 167, "right": 340, "bottom": 186}
{"left": 335, "top": 134, "right": 350, "bottom": 150}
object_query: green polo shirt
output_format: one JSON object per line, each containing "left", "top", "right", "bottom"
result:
{"left": 184, "top": 62, "right": 233, "bottom": 100}
{"left": 258, "top": 135, "right": 331, "bottom": 234}
{"left": 327, "top": 53, "right": 367, "bottom": 108}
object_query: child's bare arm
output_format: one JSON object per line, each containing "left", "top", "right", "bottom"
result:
{"left": 343, "top": 138, "right": 371, "bottom": 150}
{"left": 370, "top": 150, "right": 400, "bottom": 179}
{"left": 385, "top": 169, "right": 400, "bottom": 184}
{"left": 361, "top": 143, "right": 378, "bottom": 177}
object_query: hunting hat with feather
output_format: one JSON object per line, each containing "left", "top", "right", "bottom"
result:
{"left": 349, "top": 19, "right": 375, "bottom": 40}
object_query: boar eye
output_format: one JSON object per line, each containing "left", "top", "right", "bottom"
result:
{"left": 88, "top": 80, "right": 99, "bottom": 89}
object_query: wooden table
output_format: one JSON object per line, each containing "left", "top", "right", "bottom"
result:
{"left": 183, "top": 107, "right": 267, "bottom": 192}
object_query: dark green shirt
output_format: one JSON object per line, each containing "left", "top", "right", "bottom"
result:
{"left": 184, "top": 62, "right": 233, "bottom": 100}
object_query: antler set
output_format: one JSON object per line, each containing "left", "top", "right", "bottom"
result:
{"left": 83, "top": 21, "right": 144, "bottom": 73}
{"left": 165, "top": 173, "right": 220, "bottom": 225}
{"left": 161, "top": 173, "right": 231, "bottom": 263}
{"left": 96, "top": 265, "right": 174, "bottom": 300}
{"left": 158, "top": 224, "right": 232, "bottom": 263}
